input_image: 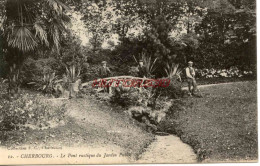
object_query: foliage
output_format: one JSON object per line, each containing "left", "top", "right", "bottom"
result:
{"left": 0, "top": 0, "right": 71, "bottom": 95}
{"left": 110, "top": 87, "right": 154, "bottom": 108}
{"left": 129, "top": 66, "right": 140, "bottom": 77}
{"left": 80, "top": 0, "right": 255, "bottom": 75}
{"left": 164, "top": 63, "right": 182, "bottom": 81}
{"left": 0, "top": 94, "right": 67, "bottom": 131}
{"left": 59, "top": 35, "right": 89, "bottom": 66}
{"left": 6, "top": 64, "right": 21, "bottom": 95}
{"left": 155, "top": 76, "right": 182, "bottom": 99}
{"left": 59, "top": 34, "right": 89, "bottom": 81}
{"left": 2, "top": 0, "right": 71, "bottom": 53}
{"left": 0, "top": 79, "right": 8, "bottom": 96}
{"left": 194, "top": 0, "right": 256, "bottom": 69}
{"left": 133, "top": 50, "right": 158, "bottom": 78}
{"left": 195, "top": 66, "right": 254, "bottom": 79}
{"left": 21, "top": 57, "right": 65, "bottom": 94}
{"left": 21, "top": 57, "right": 60, "bottom": 84}
{"left": 65, "top": 64, "right": 81, "bottom": 83}
{"left": 0, "top": 0, "right": 257, "bottom": 96}
{"left": 140, "top": 52, "right": 158, "bottom": 78}
{"left": 77, "top": 0, "right": 114, "bottom": 52}
{"left": 0, "top": 34, "right": 7, "bottom": 78}
{"left": 29, "top": 72, "right": 63, "bottom": 95}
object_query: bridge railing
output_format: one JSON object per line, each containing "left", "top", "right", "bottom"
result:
{"left": 81, "top": 76, "right": 170, "bottom": 94}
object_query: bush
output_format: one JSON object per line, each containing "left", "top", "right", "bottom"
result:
{"left": 0, "top": 94, "right": 67, "bottom": 131}
{"left": 156, "top": 76, "right": 182, "bottom": 99}
{"left": 21, "top": 57, "right": 61, "bottom": 86}
{"left": 110, "top": 87, "right": 154, "bottom": 108}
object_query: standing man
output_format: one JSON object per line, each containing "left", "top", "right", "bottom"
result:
{"left": 186, "top": 61, "right": 198, "bottom": 96}
{"left": 99, "top": 61, "right": 111, "bottom": 93}
{"left": 99, "top": 61, "right": 111, "bottom": 78}
{"left": 136, "top": 59, "right": 147, "bottom": 92}
{"left": 138, "top": 60, "right": 146, "bottom": 78}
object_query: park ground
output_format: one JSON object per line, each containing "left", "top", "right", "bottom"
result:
{"left": 0, "top": 80, "right": 258, "bottom": 163}
{"left": 159, "top": 81, "right": 258, "bottom": 162}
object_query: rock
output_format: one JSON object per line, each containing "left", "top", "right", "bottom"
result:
{"left": 156, "top": 112, "right": 166, "bottom": 123}
{"left": 127, "top": 106, "right": 150, "bottom": 117}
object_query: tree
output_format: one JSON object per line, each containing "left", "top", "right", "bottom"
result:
{"left": 194, "top": 0, "right": 256, "bottom": 69}
{"left": 78, "top": 0, "right": 113, "bottom": 52}
{"left": 1, "top": 0, "right": 71, "bottom": 95}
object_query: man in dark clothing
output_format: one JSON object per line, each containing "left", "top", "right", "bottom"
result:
{"left": 99, "top": 61, "right": 111, "bottom": 93}
{"left": 135, "top": 60, "right": 146, "bottom": 89}
{"left": 137, "top": 60, "right": 146, "bottom": 78}
{"left": 99, "top": 61, "right": 111, "bottom": 78}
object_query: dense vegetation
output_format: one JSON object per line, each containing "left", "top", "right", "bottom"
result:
{"left": 0, "top": 0, "right": 257, "bottom": 163}
{"left": 0, "top": 0, "right": 256, "bottom": 84}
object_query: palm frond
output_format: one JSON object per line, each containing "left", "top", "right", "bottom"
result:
{"left": 7, "top": 26, "right": 38, "bottom": 52}
{"left": 34, "top": 19, "right": 49, "bottom": 46}
{"left": 150, "top": 57, "right": 158, "bottom": 73}
{"left": 165, "top": 62, "right": 182, "bottom": 80}
{"left": 45, "top": 0, "right": 70, "bottom": 14}
{"left": 140, "top": 51, "right": 157, "bottom": 77}
{"left": 61, "top": 13, "right": 71, "bottom": 26}
{"left": 65, "top": 64, "right": 81, "bottom": 83}
{"left": 49, "top": 22, "right": 60, "bottom": 51}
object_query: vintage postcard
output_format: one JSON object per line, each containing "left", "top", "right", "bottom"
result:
{"left": 0, "top": 0, "right": 258, "bottom": 165}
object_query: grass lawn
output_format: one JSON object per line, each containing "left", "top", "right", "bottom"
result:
{"left": 195, "top": 76, "right": 256, "bottom": 85}
{"left": 159, "top": 81, "right": 257, "bottom": 162}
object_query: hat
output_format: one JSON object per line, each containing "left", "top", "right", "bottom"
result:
{"left": 188, "top": 61, "right": 193, "bottom": 64}
{"left": 101, "top": 61, "right": 107, "bottom": 64}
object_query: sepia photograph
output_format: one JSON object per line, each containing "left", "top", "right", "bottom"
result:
{"left": 0, "top": 0, "right": 257, "bottom": 164}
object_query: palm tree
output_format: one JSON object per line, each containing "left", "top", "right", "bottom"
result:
{"left": 3, "top": 0, "right": 71, "bottom": 52}
{"left": 1, "top": 0, "right": 71, "bottom": 95}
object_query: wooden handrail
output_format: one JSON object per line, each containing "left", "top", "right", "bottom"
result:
{"left": 81, "top": 76, "right": 153, "bottom": 87}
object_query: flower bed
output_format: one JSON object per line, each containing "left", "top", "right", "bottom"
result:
{"left": 195, "top": 66, "right": 254, "bottom": 79}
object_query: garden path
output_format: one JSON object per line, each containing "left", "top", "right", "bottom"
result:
{"left": 181, "top": 81, "right": 250, "bottom": 90}
{"left": 137, "top": 135, "right": 197, "bottom": 163}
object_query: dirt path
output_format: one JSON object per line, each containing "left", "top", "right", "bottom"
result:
{"left": 181, "top": 81, "right": 251, "bottom": 90}
{"left": 138, "top": 135, "right": 197, "bottom": 164}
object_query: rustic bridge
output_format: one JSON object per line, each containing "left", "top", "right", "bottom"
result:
{"left": 81, "top": 76, "right": 171, "bottom": 94}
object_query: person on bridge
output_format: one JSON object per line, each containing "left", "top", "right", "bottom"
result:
{"left": 99, "top": 61, "right": 112, "bottom": 93}
{"left": 99, "top": 61, "right": 111, "bottom": 78}
{"left": 186, "top": 61, "right": 198, "bottom": 96}
{"left": 137, "top": 59, "right": 146, "bottom": 78}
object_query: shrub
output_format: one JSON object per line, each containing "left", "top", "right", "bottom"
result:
{"left": 156, "top": 76, "right": 182, "bottom": 99}
{"left": 82, "top": 64, "right": 101, "bottom": 82}
{"left": 0, "top": 94, "right": 67, "bottom": 131}
{"left": 21, "top": 57, "right": 60, "bottom": 86}
{"left": 164, "top": 63, "right": 182, "bottom": 81}
{"left": 110, "top": 88, "right": 139, "bottom": 107}
{"left": 110, "top": 87, "right": 154, "bottom": 108}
